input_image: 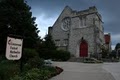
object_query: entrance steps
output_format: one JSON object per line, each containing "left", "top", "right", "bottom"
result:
{"left": 68, "top": 57, "right": 103, "bottom": 63}
{"left": 68, "top": 57, "right": 84, "bottom": 62}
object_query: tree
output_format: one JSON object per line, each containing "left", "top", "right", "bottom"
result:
{"left": 0, "top": 0, "right": 39, "bottom": 54}
{"left": 37, "top": 34, "right": 57, "bottom": 59}
{"left": 37, "top": 34, "right": 70, "bottom": 61}
{"left": 109, "top": 50, "right": 116, "bottom": 58}
{"left": 115, "top": 43, "right": 120, "bottom": 51}
{"left": 100, "top": 45, "right": 109, "bottom": 58}
{"left": 115, "top": 43, "right": 120, "bottom": 58}
{"left": 44, "top": 34, "right": 57, "bottom": 50}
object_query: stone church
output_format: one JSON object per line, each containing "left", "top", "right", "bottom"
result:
{"left": 48, "top": 6, "right": 107, "bottom": 58}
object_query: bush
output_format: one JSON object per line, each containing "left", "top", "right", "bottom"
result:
{"left": 11, "top": 68, "right": 51, "bottom": 80}
{"left": 10, "top": 66, "right": 63, "bottom": 80}
{"left": 38, "top": 48, "right": 57, "bottom": 60}
{"left": 9, "top": 63, "right": 63, "bottom": 80}
{"left": 54, "top": 50, "right": 70, "bottom": 61}
{"left": 23, "top": 68, "right": 50, "bottom": 80}
{"left": 39, "top": 49, "right": 70, "bottom": 61}
{"left": 0, "top": 60, "right": 19, "bottom": 80}
{"left": 83, "top": 58, "right": 103, "bottom": 63}
{"left": 23, "top": 48, "right": 39, "bottom": 63}
{"left": 41, "top": 66, "right": 57, "bottom": 77}
{"left": 10, "top": 75, "right": 22, "bottom": 80}
{"left": 23, "top": 68, "right": 42, "bottom": 80}
{"left": 0, "top": 54, "right": 6, "bottom": 62}
{"left": 23, "top": 56, "right": 44, "bottom": 71}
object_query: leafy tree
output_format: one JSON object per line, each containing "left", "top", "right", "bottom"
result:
{"left": 44, "top": 34, "right": 57, "bottom": 50}
{"left": 0, "top": 0, "right": 39, "bottom": 54}
{"left": 109, "top": 50, "right": 116, "bottom": 58}
{"left": 37, "top": 34, "right": 57, "bottom": 59}
{"left": 37, "top": 34, "right": 70, "bottom": 61}
{"left": 115, "top": 43, "right": 120, "bottom": 51}
{"left": 115, "top": 43, "right": 120, "bottom": 58}
{"left": 100, "top": 45, "right": 109, "bottom": 58}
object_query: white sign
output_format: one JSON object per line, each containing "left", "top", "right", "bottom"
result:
{"left": 6, "top": 36, "right": 23, "bottom": 60}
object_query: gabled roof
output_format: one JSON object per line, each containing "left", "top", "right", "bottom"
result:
{"left": 52, "top": 6, "right": 72, "bottom": 27}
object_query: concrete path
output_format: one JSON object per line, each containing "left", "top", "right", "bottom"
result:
{"left": 50, "top": 62, "right": 115, "bottom": 80}
{"left": 103, "top": 62, "right": 120, "bottom": 80}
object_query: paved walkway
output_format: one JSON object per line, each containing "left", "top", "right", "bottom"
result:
{"left": 103, "top": 62, "right": 120, "bottom": 80}
{"left": 50, "top": 62, "right": 116, "bottom": 80}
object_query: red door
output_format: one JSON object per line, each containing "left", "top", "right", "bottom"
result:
{"left": 80, "top": 40, "right": 88, "bottom": 57}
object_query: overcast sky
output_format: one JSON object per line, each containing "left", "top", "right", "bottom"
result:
{"left": 26, "top": 0, "right": 120, "bottom": 50}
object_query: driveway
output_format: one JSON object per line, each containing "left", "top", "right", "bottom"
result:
{"left": 103, "top": 62, "right": 120, "bottom": 80}
{"left": 50, "top": 62, "right": 116, "bottom": 80}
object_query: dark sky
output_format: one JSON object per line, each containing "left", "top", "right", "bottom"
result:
{"left": 27, "top": 0, "right": 120, "bottom": 50}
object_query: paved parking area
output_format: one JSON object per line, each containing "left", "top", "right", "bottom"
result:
{"left": 50, "top": 62, "right": 116, "bottom": 80}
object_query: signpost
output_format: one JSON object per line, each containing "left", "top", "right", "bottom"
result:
{"left": 6, "top": 36, "right": 23, "bottom": 60}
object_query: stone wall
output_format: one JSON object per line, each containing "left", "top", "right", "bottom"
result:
{"left": 68, "top": 26, "right": 95, "bottom": 57}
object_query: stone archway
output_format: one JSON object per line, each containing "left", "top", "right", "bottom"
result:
{"left": 80, "top": 40, "right": 88, "bottom": 57}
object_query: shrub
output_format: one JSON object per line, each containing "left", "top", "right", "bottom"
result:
{"left": 0, "top": 60, "right": 19, "bottom": 80}
{"left": 23, "top": 68, "right": 41, "bottom": 80}
{"left": 38, "top": 48, "right": 70, "bottom": 61}
{"left": 38, "top": 48, "right": 55, "bottom": 59}
{"left": 83, "top": 58, "right": 103, "bottom": 63}
{"left": 10, "top": 75, "right": 22, "bottom": 80}
{"left": 11, "top": 66, "right": 62, "bottom": 80}
{"left": 41, "top": 66, "right": 57, "bottom": 77}
{"left": 10, "top": 63, "right": 62, "bottom": 80}
{"left": 23, "top": 68, "right": 50, "bottom": 80}
{"left": 0, "top": 54, "right": 6, "bottom": 62}
{"left": 54, "top": 50, "right": 70, "bottom": 61}
{"left": 24, "top": 56, "right": 44, "bottom": 71}
{"left": 23, "top": 48, "right": 39, "bottom": 63}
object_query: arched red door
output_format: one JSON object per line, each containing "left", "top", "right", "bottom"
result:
{"left": 80, "top": 40, "right": 88, "bottom": 57}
